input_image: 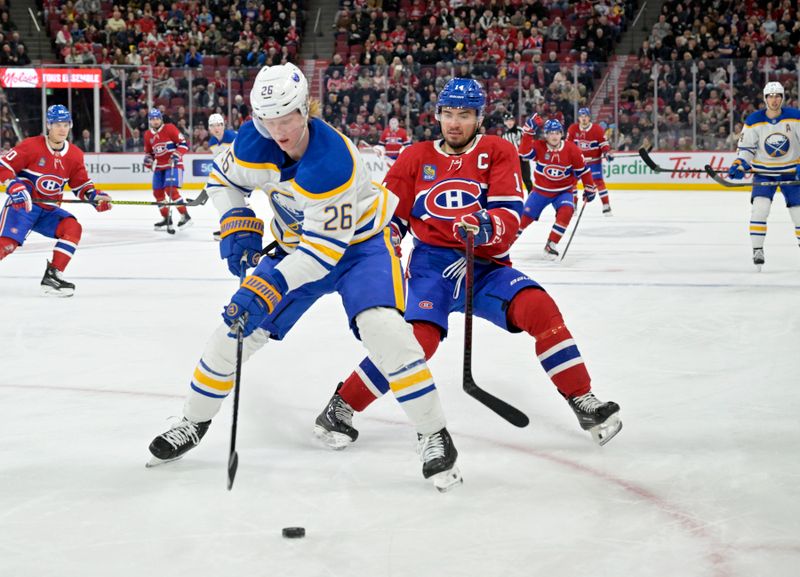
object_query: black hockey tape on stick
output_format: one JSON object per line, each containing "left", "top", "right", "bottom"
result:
{"left": 703, "top": 164, "right": 800, "bottom": 187}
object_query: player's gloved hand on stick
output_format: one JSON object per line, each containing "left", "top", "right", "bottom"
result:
{"left": 219, "top": 207, "right": 264, "bottom": 277}
{"left": 222, "top": 269, "right": 287, "bottom": 337}
{"left": 605, "top": 153, "right": 615, "bottom": 162}
{"left": 728, "top": 159, "right": 750, "bottom": 180}
{"left": 522, "top": 113, "right": 544, "bottom": 136}
{"left": 389, "top": 221, "right": 403, "bottom": 257}
{"left": 6, "top": 179, "right": 32, "bottom": 212}
{"left": 583, "top": 184, "right": 597, "bottom": 202}
{"left": 452, "top": 209, "right": 504, "bottom": 246}
{"left": 143, "top": 154, "right": 154, "bottom": 169}
{"left": 81, "top": 188, "right": 112, "bottom": 212}
{"left": 170, "top": 153, "right": 181, "bottom": 167}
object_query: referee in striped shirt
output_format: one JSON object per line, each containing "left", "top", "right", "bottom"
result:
{"left": 501, "top": 112, "right": 532, "bottom": 192}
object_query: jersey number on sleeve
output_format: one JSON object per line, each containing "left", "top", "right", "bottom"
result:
{"left": 323, "top": 203, "right": 353, "bottom": 231}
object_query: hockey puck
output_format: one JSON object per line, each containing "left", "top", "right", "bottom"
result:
{"left": 282, "top": 527, "right": 305, "bottom": 539}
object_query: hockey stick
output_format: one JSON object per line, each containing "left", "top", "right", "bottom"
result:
{"left": 703, "top": 164, "right": 800, "bottom": 187}
{"left": 560, "top": 201, "right": 587, "bottom": 262}
{"left": 30, "top": 189, "right": 209, "bottom": 207}
{"left": 638, "top": 148, "right": 725, "bottom": 174}
{"left": 463, "top": 231, "right": 530, "bottom": 428}
{"left": 227, "top": 254, "right": 249, "bottom": 491}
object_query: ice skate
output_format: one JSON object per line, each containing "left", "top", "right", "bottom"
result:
{"left": 543, "top": 240, "right": 559, "bottom": 261}
{"left": 313, "top": 383, "right": 358, "bottom": 450}
{"left": 418, "top": 428, "right": 462, "bottom": 492}
{"left": 40, "top": 261, "right": 75, "bottom": 297}
{"left": 147, "top": 418, "right": 211, "bottom": 467}
{"left": 564, "top": 391, "right": 622, "bottom": 446}
{"left": 154, "top": 215, "right": 173, "bottom": 231}
{"left": 177, "top": 213, "right": 193, "bottom": 229}
{"left": 753, "top": 247, "right": 764, "bottom": 271}
{"left": 602, "top": 205, "right": 613, "bottom": 217}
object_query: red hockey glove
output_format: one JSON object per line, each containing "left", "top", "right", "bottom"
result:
{"left": 6, "top": 180, "right": 32, "bottom": 212}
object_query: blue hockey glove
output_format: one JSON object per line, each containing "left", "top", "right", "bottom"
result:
{"left": 222, "top": 270, "right": 287, "bottom": 337}
{"left": 728, "top": 159, "right": 750, "bottom": 180}
{"left": 583, "top": 183, "right": 597, "bottom": 202}
{"left": 452, "top": 209, "right": 504, "bottom": 246}
{"left": 143, "top": 154, "right": 154, "bottom": 169}
{"left": 6, "top": 179, "right": 32, "bottom": 212}
{"left": 219, "top": 207, "right": 264, "bottom": 277}
{"left": 522, "top": 113, "right": 544, "bottom": 136}
{"left": 605, "top": 153, "right": 614, "bottom": 162}
{"left": 170, "top": 153, "right": 181, "bottom": 167}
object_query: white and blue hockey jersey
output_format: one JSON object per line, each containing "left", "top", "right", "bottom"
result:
{"left": 206, "top": 117, "right": 397, "bottom": 292}
{"left": 737, "top": 108, "right": 800, "bottom": 175}
{"left": 209, "top": 129, "right": 237, "bottom": 155}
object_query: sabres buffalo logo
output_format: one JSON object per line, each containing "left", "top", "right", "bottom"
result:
{"left": 422, "top": 178, "right": 483, "bottom": 219}
{"left": 764, "top": 133, "right": 790, "bottom": 157}
{"left": 35, "top": 175, "right": 66, "bottom": 197}
{"left": 226, "top": 303, "right": 239, "bottom": 317}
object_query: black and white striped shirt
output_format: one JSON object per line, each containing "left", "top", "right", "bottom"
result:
{"left": 501, "top": 126, "right": 524, "bottom": 153}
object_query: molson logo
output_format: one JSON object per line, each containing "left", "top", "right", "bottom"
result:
{"left": 0, "top": 68, "right": 38, "bottom": 88}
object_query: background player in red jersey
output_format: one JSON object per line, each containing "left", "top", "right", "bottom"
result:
{"left": 567, "top": 107, "right": 614, "bottom": 215}
{"left": 0, "top": 104, "right": 112, "bottom": 296}
{"left": 313, "top": 78, "right": 622, "bottom": 450}
{"left": 518, "top": 116, "right": 597, "bottom": 260}
{"left": 143, "top": 108, "right": 191, "bottom": 231}
{"left": 376, "top": 117, "right": 412, "bottom": 164}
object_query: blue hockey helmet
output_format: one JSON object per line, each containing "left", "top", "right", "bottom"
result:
{"left": 46, "top": 104, "right": 72, "bottom": 126}
{"left": 436, "top": 78, "right": 486, "bottom": 119}
{"left": 148, "top": 107, "right": 163, "bottom": 120}
{"left": 543, "top": 119, "right": 564, "bottom": 134}
{"left": 578, "top": 107, "right": 591, "bottom": 118}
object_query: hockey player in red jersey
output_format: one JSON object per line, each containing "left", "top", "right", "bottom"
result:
{"left": 567, "top": 107, "right": 613, "bottom": 215}
{"left": 0, "top": 104, "right": 112, "bottom": 296}
{"left": 143, "top": 108, "right": 191, "bottom": 231}
{"left": 313, "top": 78, "right": 622, "bottom": 451}
{"left": 518, "top": 115, "right": 597, "bottom": 259}
{"left": 376, "top": 117, "right": 412, "bottom": 164}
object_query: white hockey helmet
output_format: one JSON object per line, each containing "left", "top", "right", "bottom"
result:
{"left": 763, "top": 81, "right": 784, "bottom": 98}
{"left": 208, "top": 113, "right": 225, "bottom": 127}
{"left": 250, "top": 63, "right": 309, "bottom": 121}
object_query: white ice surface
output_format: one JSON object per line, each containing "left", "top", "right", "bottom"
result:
{"left": 1, "top": 191, "right": 799, "bottom": 577}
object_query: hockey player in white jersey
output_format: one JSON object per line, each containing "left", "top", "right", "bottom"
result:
{"left": 729, "top": 81, "right": 800, "bottom": 269}
{"left": 146, "top": 63, "right": 462, "bottom": 492}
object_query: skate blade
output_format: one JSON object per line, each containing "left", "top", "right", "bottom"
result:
{"left": 178, "top": 220, "right": 194, "bottom": 230}
{"left": 432, "top": 466, "right": 463, "bottom": 493}
{"left": 542, "top": 252, "right": 559, "bottom": 261}
{"left": 312, "top": 425, "right": 354, "bottom": 451}
{"left": 755, "top": 264, "right": 763, "bottom": 272}
{"left": 603, "top": 211, "right": 613, "bottom": 217}
{"left": 590, "top": 414, "right": 623, "bottom": 446}
{"left": 146, "top": 455, "right": 183, "bottom": 468}
{"left": 40, "top": 285, "right": 74, "bottom": 297}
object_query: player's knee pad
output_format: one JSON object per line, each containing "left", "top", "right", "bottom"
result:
{"left": 201, "top": 323, "right": 270, "bottom": 372}
{"left": 153, "top": 188, "right": 167, "bottom": 202}
{"left": 0, "top": 236, "right": 19, "bottom": 260}
{"left": 751, "top": 196, "right": 772, "bottom": 220}
{"left": 55, "top": 218, "right": 82, "bottom": 244}
{"left": 411, "top": 321, "right": 443, "bottom": 360}
{"left": 507, "top": 288, "right": 566, "bottom": 338}
{"left": 555, "top": 205, "right": 575, "bottom": 225}
{"left": 357, "top": 307, "right": 425, "bottom": 374}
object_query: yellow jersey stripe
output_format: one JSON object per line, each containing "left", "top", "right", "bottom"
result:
{"left": 301, "top": 236, "right": 344, "bottom": 262}
{"left": 382, "top": 227, "right": 405, "bottom": 311}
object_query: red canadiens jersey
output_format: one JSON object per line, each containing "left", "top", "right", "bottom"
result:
{"left": 379, "top": 127, "right": 412, "bottom": 160}
{"left": 518, "top": 135, "right": 594, "bottom": 196}
{"left": 386, "top": 135, "right": 524, "bottom": 263}
{"left": 0, "top": 136, "right": 94, "bottom": 210}
{"left": 144, "top": 123, "right": 189, "bottom": 170}
{"left": 566, "top": 122, "right": 609, "bottom": 165}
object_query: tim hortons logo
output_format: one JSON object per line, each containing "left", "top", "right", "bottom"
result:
{"left": 1, "top": 68, "right": 38, "bottom": 88}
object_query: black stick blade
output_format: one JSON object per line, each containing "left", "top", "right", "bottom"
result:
{"left": 464, "top": 373, "right": 530, "bottom": 428}
{"left": 227, "top": 451, "right": 239, "bottom": 491}
{"left": 638, "top": 148, "right": 661, "bottom": 172}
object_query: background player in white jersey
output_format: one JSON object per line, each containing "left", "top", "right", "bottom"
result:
{"left": 314, "top": 78, "right": 622, "bottom": 451}
{"left": 147, "top": 64, "right": 462, "bottom": 492}
{"left": 0, "top": 104, "right": 112, "bottom": 296}
{"left": 729, "top": 81, "right": 800, "bottom": 269}
{"left": 207, "top": 113, "right": 237, "bottom": 241}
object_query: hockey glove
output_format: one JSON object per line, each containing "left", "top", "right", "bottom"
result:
{"left": 728, "top": 158, "right": 750, "bottom": 180}
{"left": 6, "top": 179, "right": 32, "bottom": 212}
{"left": 522, "top": 113, "right": 544, "bottom": 136}
{"left": 453, "top": 209, "right": 504, "bottom": 247}
{"left": 80, "top": 188, "right": 112, "bottom": 212}
{"left": 222, "top": 270, "right": 287, "bottom": 337}
{"left": 143, "top": 154, "right": 154, "bottom": 169}
{"left": 219, "top": 207, "right": 264, "bottom": 277}
{"left": 389, "top": 221, "right": 403, "bottom": 257}
{"left": 605, "top": 153, "right": 614, "bottom": 162}
{"left": 170, "top": 153, "right": 181, "bottom": 167}
{"left": 583, "top": 184, "right": 597, "bottom": 202}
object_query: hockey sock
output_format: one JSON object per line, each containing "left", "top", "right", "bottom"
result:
{"left": 548, "top": 205, "right": 574, "bottom": 245}
{"left": 750, "top": 197, "right": 771, "bottom": 249}
{"left": 340, "top": 322, "right": 442, "bottom": 411}
{"left": 599, "top": 188, "right": 610, "bottom": 207}
{"left": 154, "top": 189, "right": 168, "bottom": 217}
{"left": 0, "top": 237, "right": 19, "bottom": 260}
{"left": 788, "top": 206, "right": 800, "bottom": 245}
{"left": 168, "top": 187, "right": 188, "bottom": 215}
{"left": 519, "top": 214, "right": 536, "bottom": 231}
{"left": 51, "top": 218, "right": 82, "bottom": 271}
{"left": 507, "top": 288, "right": 591, "bottom": 398}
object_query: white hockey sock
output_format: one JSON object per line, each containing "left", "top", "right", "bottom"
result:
{"left": 749, "top": 197, "right": 772, "bottom": 249}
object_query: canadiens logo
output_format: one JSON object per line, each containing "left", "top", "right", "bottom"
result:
{"left": 544, "top": 166, "right": 568, "bottom": 178}
{"left": 35, "top": 175, "right": 66, "bottom": 197}
{"left": 764, "top": 133, "right": 790, "bottom": 157}
{"left": 418, "top": 300, "right": 433, "bottom": 309}
{"left": 422, "top": 164, "right": 436, "bottom": 181}
{"left": 422, "top": 178, "right": 483, "bottom": 219}
{"left": 153, "top": 143, "right": 170, "bottom": 154}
